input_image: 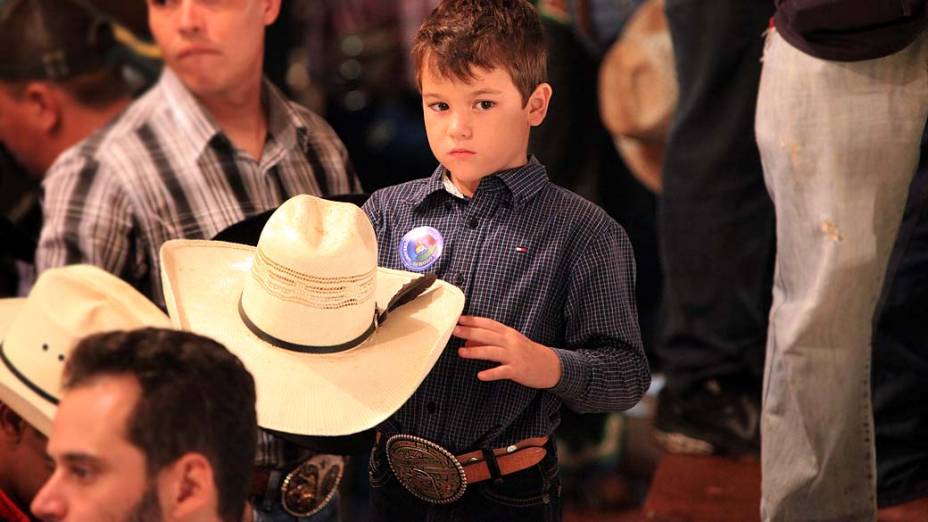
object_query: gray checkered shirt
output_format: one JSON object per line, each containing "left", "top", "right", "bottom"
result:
{"left": 36, "top": 69, "right": 361, "bottom": 466}
{"left": 36, "top": 68, "right": 361, "bottom": 308}
{"left": 363, "top": 157, "right": 650, "bottom": 454}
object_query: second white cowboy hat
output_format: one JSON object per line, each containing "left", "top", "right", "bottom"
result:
{"left": 0, "top": 264, "right": 171, "bottom": 436}
{"left": 160, "top": 194, "right": 465, "bottom": 437}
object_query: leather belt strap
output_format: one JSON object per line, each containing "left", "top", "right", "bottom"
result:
{"left": 376, "top": 432, "right": 549, "bottom": 485}
{"left": 249, "top": 467, "right": 280, "bottom": 499}
{"left": 456, "top": 436, "right": 549, "bottom": 484}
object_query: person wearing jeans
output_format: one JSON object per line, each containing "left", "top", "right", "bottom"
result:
{"left": 653, "top": 0, "right": 775, "bottom": 456}
{"left": 755, "top": 3, "right": 928, "bottom": 518}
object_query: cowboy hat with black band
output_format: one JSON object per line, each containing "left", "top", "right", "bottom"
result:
{"left": 160, "top": 194, "right": 465, "bottom": 437}
{"left": 0, "top": 264, "right": 171, "bottom": 436}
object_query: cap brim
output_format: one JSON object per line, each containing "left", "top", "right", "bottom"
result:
{"left": 160, "top": 240, "right": 465, "bottom": 436}
{"left": 0, "top": 298, "right": 55, "bottom": 436}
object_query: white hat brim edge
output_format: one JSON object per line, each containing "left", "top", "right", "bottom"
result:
{"left": 160, "top": 239, "right": 465, "bottom": 437}
{"left": 0, "top": 298, "right": 55, "bottom": 437}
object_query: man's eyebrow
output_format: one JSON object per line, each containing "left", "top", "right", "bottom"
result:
{"left": 58, "top": 452, "right": 103, "bottom": 466}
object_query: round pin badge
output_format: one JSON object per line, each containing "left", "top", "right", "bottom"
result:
{"left": 399, "top": 226, "right": 444, "bottom": 272}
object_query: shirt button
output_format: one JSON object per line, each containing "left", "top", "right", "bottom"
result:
{"left": 452, "top": 273, "right": 465, "bottom": 286}
{"left": 467, "top": 217, "right": 479, "bottom": 229}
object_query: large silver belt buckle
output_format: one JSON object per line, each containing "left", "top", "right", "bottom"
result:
{"left": 385, "top": 434, "right": 467, "bottom": 504}
{"left": 280, "top": 454, "right": 345, "bottom": 517}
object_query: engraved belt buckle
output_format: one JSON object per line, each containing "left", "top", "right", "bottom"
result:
{"left": 280, "top": 453, "right": 346, "bottom": 517}
{"left": 385, "top": 434, "right": 467, "bottom": 504}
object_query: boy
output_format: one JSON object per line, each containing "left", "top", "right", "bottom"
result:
{"left": 362, "top": 0, "right": 650, "bottom": 520}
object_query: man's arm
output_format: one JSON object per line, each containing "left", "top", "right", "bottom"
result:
{"left": 36, "top": 154, "right": 138, "bottom": 281}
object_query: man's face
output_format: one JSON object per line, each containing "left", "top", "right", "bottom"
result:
{"left": 147, "top": 0, "right": 279, "bottom": 98}
{"left": 420, "top": 61, "right": 544, "bottom": 192}
{"left": 0, "top": 408, "right": 52, "bottom": 509}
{"left": 0, "top": 83, "right": 45, "bottom": 177}
{"left": 30, "top": 375, "right": 163, "bottom": 522}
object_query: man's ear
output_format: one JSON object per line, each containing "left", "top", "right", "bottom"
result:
{"left": 261, "top": 0, "right": 282, "bottom": 26}
{"left": 23, "top": 82, "right": 62, "bottom": 134}
{"left": 0, "top": 404, "right": 25, "bottom": 444}
{"left": 160, "top": 453, "right": 218, "bottom": 520}
{"left": 526, "top": 82, "right": 553, "bottom": 127}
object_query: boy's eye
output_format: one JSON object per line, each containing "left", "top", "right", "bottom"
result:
{"left": 476, "top": 100, "right": 495, "bottom": 110}
{"left": 428, "top": 102, "right": 449, "bottom": 112}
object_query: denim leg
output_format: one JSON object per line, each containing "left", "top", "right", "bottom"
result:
{"left": 657, "top": 0, "right": 776, "bottom": 392}
{"left": 756, "top": 29, "right": 928, "bottom": 522}
{"left": 872, "top": 130, "right": 928, "bottom": 508}
{"left": 252, "top": 492, "right": 340, "bottom": 522}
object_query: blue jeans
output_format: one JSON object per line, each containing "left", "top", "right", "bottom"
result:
{"left": 252, "top": 492, "right": 339, "bottom": 522}
{"left": 368, "top": 440, "right": 562, "bottom": 522}
{"left": 756, "top": 29, "right": 928, "bottom": 521}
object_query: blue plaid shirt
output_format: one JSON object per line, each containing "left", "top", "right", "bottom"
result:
{"left": 363, "top": 157, "right": 650, "bottom": 453}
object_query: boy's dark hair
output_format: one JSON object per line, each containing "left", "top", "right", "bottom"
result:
{"left": 63, "top": 328, "right": 257, "bottom": 522}
{"left": 0, "top": 0, "right": 128, "bottom": 106}
{"left": 411, "top": 0, "right": 547, "bottom": 105}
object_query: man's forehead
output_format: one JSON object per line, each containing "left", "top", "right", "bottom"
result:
{"left": 48, "top": 374, "right": 141, "bottom": 455}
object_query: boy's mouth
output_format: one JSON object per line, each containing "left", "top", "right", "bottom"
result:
{"left": 449, "top": 148, "right": 476, "bottom": 157}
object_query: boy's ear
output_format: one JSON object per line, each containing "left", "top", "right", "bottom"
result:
{"left": 526, "top": 82, "right": 553, "bottom": 127}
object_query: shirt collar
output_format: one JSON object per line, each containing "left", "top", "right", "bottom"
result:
{"left": 410, "top": 155, "right": 549, "bottom": 209}
{"left": 157, "top": 68, "right": 310, "bottom": 163}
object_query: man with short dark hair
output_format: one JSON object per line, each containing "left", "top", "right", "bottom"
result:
{"left": 35, "top": 3, "right": 360, "bottom": 518}
{"left": 31, "top": 327, "right": 257, "bottom": 522}
{"left": 35, "top": 0, "right": 361, "bottom": 307}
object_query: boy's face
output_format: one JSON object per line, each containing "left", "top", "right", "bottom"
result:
{"left": 421, "top": 61, "right": 551, "bottom": 193}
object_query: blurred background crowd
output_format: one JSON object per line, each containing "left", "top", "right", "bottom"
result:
{"left": 1, "top": 1, "right": 926, "bottom": 521}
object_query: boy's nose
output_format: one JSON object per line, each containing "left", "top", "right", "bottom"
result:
{"left": 449, "top": 112, "right": 472, "bottom": 139}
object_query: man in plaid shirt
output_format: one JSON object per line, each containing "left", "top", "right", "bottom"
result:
{"left": 34, "top": 1, "right": 360, "bottom": 521}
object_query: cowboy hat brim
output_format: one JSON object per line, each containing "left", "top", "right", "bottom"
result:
{"left": 0, "top": 298, "right": 55, "bottom": 436}
{"left": 160, "top": 239, "right": 465, "bottom": 437}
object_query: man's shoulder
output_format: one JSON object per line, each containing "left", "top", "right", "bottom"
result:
{"left": 47, "top": 89, "right": 165, "bottom": 177}
{"left": 284, "top": 100, "right": 341, "bottom": 138}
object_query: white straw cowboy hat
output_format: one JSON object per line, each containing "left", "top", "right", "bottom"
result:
{"left": 160, "top": 194, "right": 465, "bottom": 437}
{"left": 0, "top": 265, "right": 171, "bottom": 436}
{"left": 599, "top": 0, "right": 676, "bottom": 193}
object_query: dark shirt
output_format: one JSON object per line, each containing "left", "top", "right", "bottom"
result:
{"left": 363, "top": 158, "right": 650, "bottom": 453}
{"left": 775, "top": 0, "right": 928, "bottom": 61}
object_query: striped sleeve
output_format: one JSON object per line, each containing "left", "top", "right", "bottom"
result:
{"left": 36, "top": 153, "right": 138, "bottom": 282}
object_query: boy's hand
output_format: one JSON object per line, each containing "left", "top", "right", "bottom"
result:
{"left": 454, "top": 315, "right": 561, "bottom": 389}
